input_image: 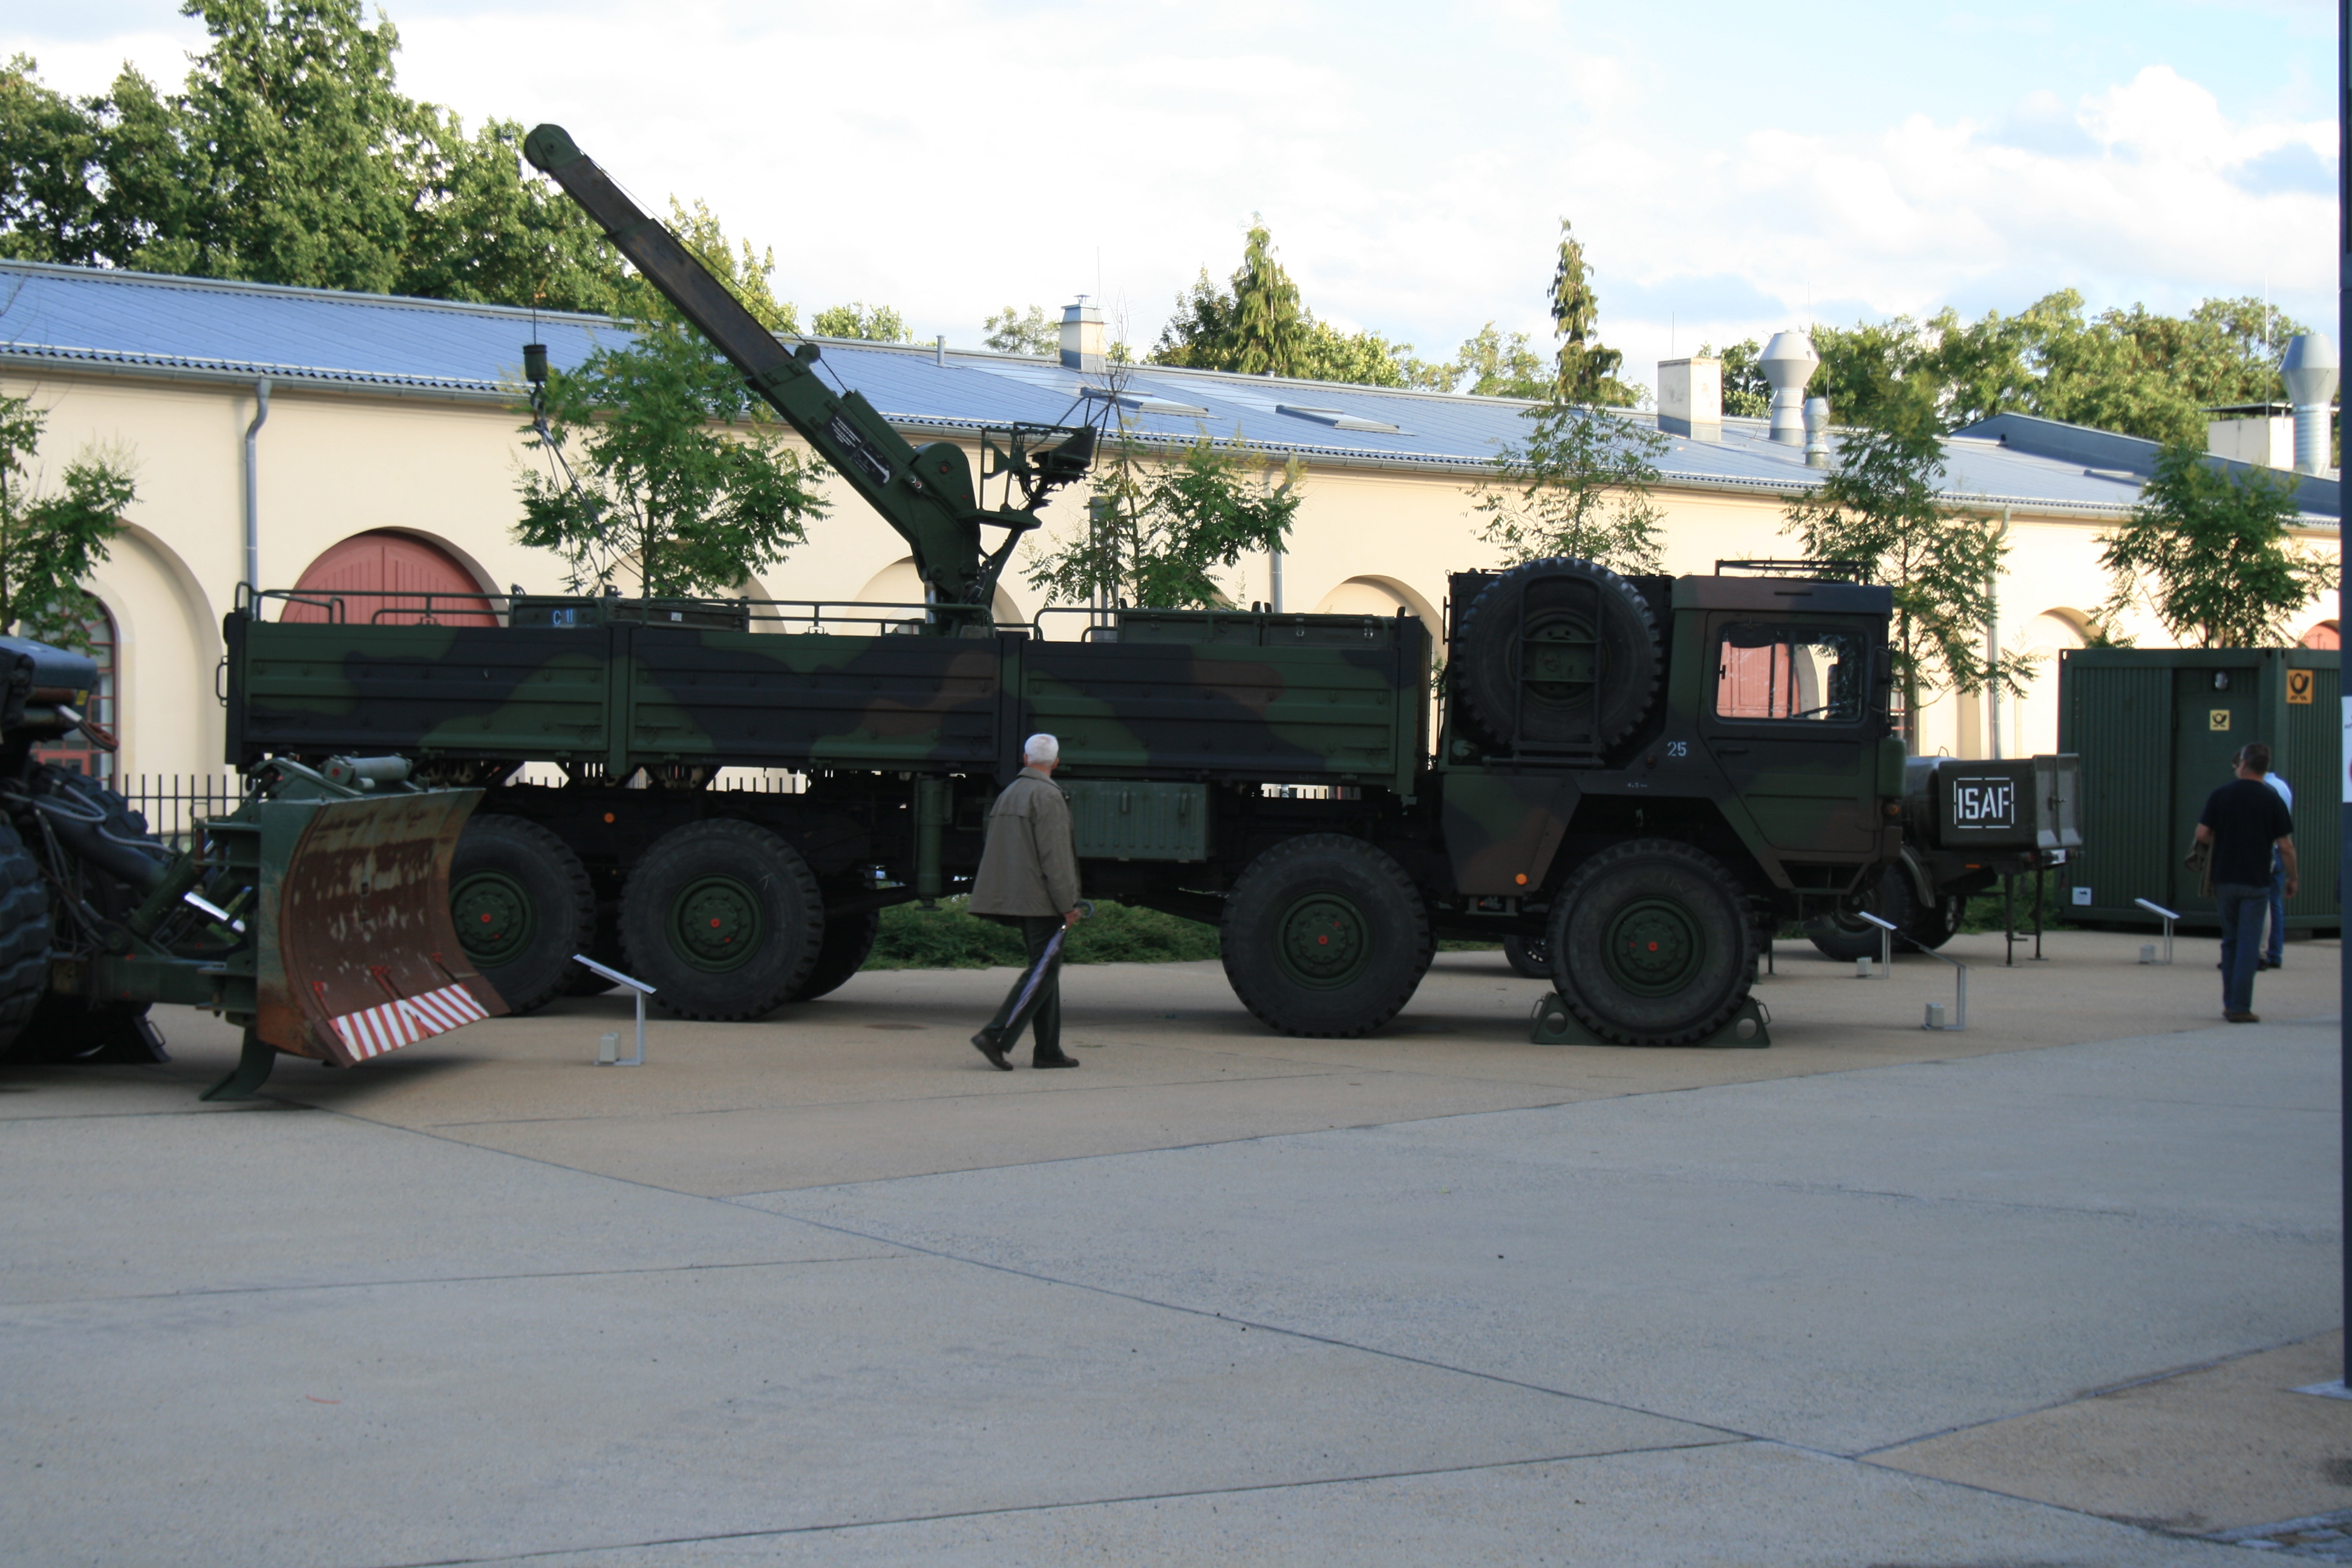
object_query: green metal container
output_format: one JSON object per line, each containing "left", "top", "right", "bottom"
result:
{"left": 2056, "top": 646, "right": 2339, "bottom": 932}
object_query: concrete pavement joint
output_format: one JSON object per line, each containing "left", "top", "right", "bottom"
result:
{"left": 1844, "top": 1330, "right": 2338, "bottom": 1460}
{"left": 361, "top": 1436, "right": 1757, "bottom": 1568}
{"left": 0, "top": 1253, "right": 907, "bottom": 1310}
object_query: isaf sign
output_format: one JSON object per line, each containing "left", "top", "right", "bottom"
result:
{"left": 1950, "top": 774, "right": 2017, "bottom": 832}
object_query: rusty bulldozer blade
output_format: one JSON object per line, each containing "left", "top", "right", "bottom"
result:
{"left": 204, "top": 786, "right": 507, "bottom": 1098}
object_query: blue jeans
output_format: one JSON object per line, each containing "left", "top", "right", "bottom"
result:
{"left": 2265, "top": 849, "right": 2287, "bottom": 964}
{"left": 2215, "top": 883, "right": 2267, "bottom": 1014}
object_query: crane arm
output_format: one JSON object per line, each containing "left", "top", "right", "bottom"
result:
{"left": 521, "top": 125, "right": 1091, "bottom": 620}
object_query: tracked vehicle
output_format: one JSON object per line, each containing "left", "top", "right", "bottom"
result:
{"left": 219, "top": 128, "right": 1906, "bottom": 1047}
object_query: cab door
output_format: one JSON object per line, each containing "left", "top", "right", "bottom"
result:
{"left": 1699, "top": 616, "right": 1881, "bottom": 855}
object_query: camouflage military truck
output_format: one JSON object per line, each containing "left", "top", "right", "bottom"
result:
{"left": 215, "top": 128, "right": 1907, "bottom": 1047}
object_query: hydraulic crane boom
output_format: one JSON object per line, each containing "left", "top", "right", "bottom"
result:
{"left": 521, "top": 125, "right": 1094, "bottom": 624}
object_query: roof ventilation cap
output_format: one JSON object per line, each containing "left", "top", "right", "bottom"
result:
{"left": 1760, "top": 330, "right": 1817, "bottom": 446}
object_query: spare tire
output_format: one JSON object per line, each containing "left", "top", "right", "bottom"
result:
{"left": 1454, "top": 558, "right": 1661, "bottom": 751}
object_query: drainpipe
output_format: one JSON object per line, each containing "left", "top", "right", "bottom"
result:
{"left": 1269, "top": 547, "right": 1284, "bottom": 614}
{"left": 243, "top": 380, "right": 270, "bottom": 593}
{"left": 1987, "top": 506, "right": 2010, "bottom": 760}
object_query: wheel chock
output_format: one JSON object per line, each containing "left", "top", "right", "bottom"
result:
{"left": 200, "top": 1028, "right": 279, "bottom": 1100}
{"left": 1530, "top": 993, "right": 1770, "bottom": 1048}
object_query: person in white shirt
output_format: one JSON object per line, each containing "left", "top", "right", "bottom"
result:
{"left": 2261, "top": 768, "right": 2294, "bottom": 969}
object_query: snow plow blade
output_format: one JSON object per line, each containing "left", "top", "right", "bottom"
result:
{"left": 252, "top": 788, "right": 507, "bottom": 1065}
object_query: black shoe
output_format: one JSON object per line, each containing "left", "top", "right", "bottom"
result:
{"left": 2258, "top": 958, "right": 2280, "bottom": 971}
{"left": 972, "top": 1033, "right": 1013, "bottom": 1071}
{"left": 1031, "top": 1051, "right": 1081, "bottom": 1069}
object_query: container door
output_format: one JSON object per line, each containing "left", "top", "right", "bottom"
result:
{"left": 2170, "top": 666, "right": 2253, "bottom": 914}
{"left": 2284, "top": 653, "right": 2341, "bottom": 929}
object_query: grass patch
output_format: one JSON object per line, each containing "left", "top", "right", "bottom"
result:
{"left": 867, "top": 896, "right": 1222, "bottom": 969}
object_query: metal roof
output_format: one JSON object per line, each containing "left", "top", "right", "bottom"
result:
{"left": 0, "top": 260, "right": 2332, "bottom": 524}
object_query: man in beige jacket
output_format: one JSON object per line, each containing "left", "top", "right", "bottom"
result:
{"left": 969, "top": 734, "right": 1084, "bottom": 1070}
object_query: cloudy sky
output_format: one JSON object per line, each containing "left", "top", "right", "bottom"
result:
{"left": 16, "top": 1, "right": 2341, "bottom": 394}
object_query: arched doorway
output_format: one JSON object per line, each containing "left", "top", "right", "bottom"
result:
{"left": 32, "top": 598, "right": 117, "bottom": 783}
{"left": 283, "top": 531, "right": 496, "bottom": 626}
{"left": 2299, "top": 619, "right": 2339, "bottom": 650}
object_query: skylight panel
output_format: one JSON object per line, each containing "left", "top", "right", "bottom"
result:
{"left": 1277, "top": 403, "right": 1404, "bottom": 434}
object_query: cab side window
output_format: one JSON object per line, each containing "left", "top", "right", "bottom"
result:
{"left": 1714, "top": 624, "right": 1866, "bottom": 724}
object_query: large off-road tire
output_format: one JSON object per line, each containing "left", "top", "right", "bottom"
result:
{"left": 1221, "top": 834, "right": 1431, "bottom": 1037}
{"left": 0, "top": 818, "right": 52, "bottom": 1062}
{"left": 1547, "top": 839, "right": 1753, "bottom": 1046}
{"left": 1503, "top": 934, "right": 1550, "bottom": 979}
{"left": 1453, "top": 558, "right": 1662, "bottom": 752}
{"left": 1906, "top": 889, "right": 1965, "bottom": 951}
{"left": 786, "top": 909, "right": 881, "bottom": 1003}
{"left": 560, "top": 900, "right": 624, "bottom": 996}
{"left": 18, "top": 993, "right": 166, "bottom": 1064}
{"left": 1805, "top": 864, "right": 1920, "bottom": 962}
{"left": 449, "top": 815, "right": 595, "bottom": 1015}
{"left": 619, "top": 819, "right": 825, "bottom": 1020}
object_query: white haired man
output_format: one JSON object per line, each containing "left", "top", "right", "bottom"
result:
{"left": 967, "top": 733, "right": 1084, "bottom": 1070}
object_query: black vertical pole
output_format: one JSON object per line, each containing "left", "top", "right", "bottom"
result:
{"left": 2338, "top": 0, "right": 2350, "bottom": 1390}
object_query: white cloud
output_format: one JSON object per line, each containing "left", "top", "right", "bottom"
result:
{"left": 11, "top": 9, "right": 2339, "bottom": 397}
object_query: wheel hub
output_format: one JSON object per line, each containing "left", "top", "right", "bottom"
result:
{"left": 670, "top": 875, "right": 763, "bottom": 972}
{"left": 1602, "top": 897, "right": 1704, "bottom": 996}
{"left": 1275, "top": 893, "right": 1369, "bottom": 989}
{"left": 452, "top": 871, "right": 534, "bottom": 965}
{"left": 1521, "top": 613, "right": 1598, "bottom": 706}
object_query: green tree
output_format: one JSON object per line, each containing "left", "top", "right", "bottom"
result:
{"left": 812, "top": 302, "right": 910, "bottom": 342}
{"left": 0, "top": 17, "right": 628, "bottom": 312}
{"left": 1027, "top": 417, "right": 1301, "bottom": 610}
{"left": 1782, "top": 403, "right": 2030, "bottom": 747}
{"left": 2097, "top": 445, "right": 2337, "bottom": 647}
{"left": 1152, "top": 227, "right": 1451, "bottom": 390}
{"left": 655, "top": 197, "right": 795, "bottom": 332}
{"left": 1700, "top": 339, "right": 1771, "bottom": 417}
{"left": 1547, "top": 219, "right": 1638, "bottom": 408}
{"left": 515, "top": 319, "right": 829, "bottom": 598}
{"left": 984, "top": 304, "right": 1057, "bottom": 357}
{"left": 0, "top": 396, "right": 137, "bottom": 650}
{"left": 1472, "top": 407, "right": 1668, "bottom": 573}
{"left": 1444, "top": 323, "right": 1546, "bottom": 399}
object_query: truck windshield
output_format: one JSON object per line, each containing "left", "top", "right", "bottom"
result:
{"left": 1715, "top": 624, "right": 1867, "bottom": 724}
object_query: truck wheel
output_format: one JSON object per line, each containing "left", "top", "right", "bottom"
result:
{"left": 449, "top": 815, "right": 595, "bottom": 1015}
{"left": 620, "top": 820, "right": 825, "bottom": 1020}
{"left": 1906, "top": 890, "right": 1965, "bottom": 951}
{"left": 0, "top": 819, "right": 51, "bottom": 1061}
{"left": 560, "top": 901, "right": 624, "bottom": 995}
{"left": 1453, "top": 558, "right": 1661, "bottom": 752}
{"left": 1805, "top": 866, "right": 1919, "bottom": 962}
{"left": 1503, "top": 934, "right": 1550, "bottom": 979}
{"left": 1221, "top": 834, "right": 1430, "bottom": 1037}
{"left": 787, "top": 910, "right": 881, "bottom": 1002}
{"left": 1549, "top": 839, "right": 1752, "bottom": 1045}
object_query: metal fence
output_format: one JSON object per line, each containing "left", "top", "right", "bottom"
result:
{"left": 119, "top": 773, "right": 247, "bottom": 850}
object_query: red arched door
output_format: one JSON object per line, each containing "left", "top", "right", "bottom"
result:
{"left": 283, "top": 531, "right": 495, "bottom": 625}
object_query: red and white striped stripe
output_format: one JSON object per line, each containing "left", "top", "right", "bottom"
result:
{"left": 328, "top": 983, "right": 491, "bottom": 1061}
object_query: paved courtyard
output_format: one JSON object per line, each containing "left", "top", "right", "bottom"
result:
{"left": 5, "top": 930, "right": 2347, "bottom": 1565}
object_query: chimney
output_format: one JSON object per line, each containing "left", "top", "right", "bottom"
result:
{"left": 1760, "top": 330, "right": 1817, "bottom": 446}
{"left": 1657, "top": 356, "right": 1722, "bottom": 440}
{"left": 2281, "top": 333, "right": 2339, "bottom": 476}
{"left": 1060, "top": 296, "right": 1106, "bottom": 373}
{"left": 1803, "top": 397, "right": 1832, "bottom": 467}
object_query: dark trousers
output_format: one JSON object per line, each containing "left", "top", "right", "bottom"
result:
{"left": 2265, "top": 851, "right": 2287, "bottom": 964}
{"left": 981, "top": 916, "right": 1063, "bottom": 1059}
{"left": 2216, "top": 882, "right": 2267, "bottom": 1014}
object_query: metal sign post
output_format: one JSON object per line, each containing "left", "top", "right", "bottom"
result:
{"left": 2340, "top": 0, "right": 2350, "bottom": 1396}
{"left": 1858, "top": 910, "right": 1897, "bottom": 977}
{"left": 575, "top": 955, "right": 655, "bottom": 1066}
{"left": 2133, "top": 898, "right": 2180, "bottom": 965}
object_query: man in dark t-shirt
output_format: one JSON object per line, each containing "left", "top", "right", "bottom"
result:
{"left": 2195, "top": 742, "right": 2299, "bottom": 1023}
